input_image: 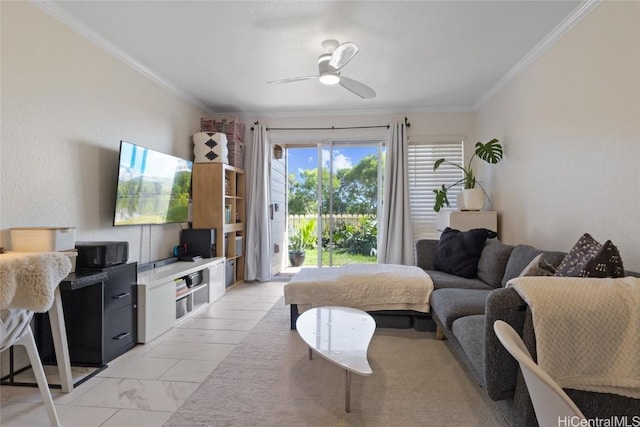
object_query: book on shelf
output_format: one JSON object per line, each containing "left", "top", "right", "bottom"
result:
{"left": 175, "top": 278, "right": 188, "bottom": 297}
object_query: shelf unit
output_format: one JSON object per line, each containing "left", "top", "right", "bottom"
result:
{"left": 176, "top": 282, "right": 209, "bottom": 318}
{"left": 137, "top": 258, "right": 225, "bottom": 343}
{"left": 192, "top": 163, "right": 245, "bottom": 287}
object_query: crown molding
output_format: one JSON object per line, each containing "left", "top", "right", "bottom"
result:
{"left": 474, "top": 0, "right": 603, "bottom": 110}
{"left": 32, "top": 0, "right": 215, "bottom": 116}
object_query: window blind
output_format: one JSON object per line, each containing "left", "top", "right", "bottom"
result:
{"left": 408, "top": 141, "right": 464, "bottom": 240}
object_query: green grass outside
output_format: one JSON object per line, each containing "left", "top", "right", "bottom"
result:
{"left": 300, "top": 248, "right": 376, "bottom": 266}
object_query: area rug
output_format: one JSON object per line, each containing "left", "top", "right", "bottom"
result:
{"left": 165, "top": 299, "right": 509, "bottom": 426}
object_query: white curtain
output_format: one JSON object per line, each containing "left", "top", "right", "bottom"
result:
{"left": 379, "top": 122, "right": 414, "bottom": 265}
{"left": 245, "top": 125, "right": 271, "bottom": 281}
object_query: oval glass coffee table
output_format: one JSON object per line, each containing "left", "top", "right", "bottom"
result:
{"left": 296, "top": 306, "right": 376, "bottom": 412}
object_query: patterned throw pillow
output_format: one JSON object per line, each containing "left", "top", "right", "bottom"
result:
{"left": 581, "top": 240, "right": 625, "bottom": 278}
{"left": 554, "top": 233, "right": 625, "bottom": 278}
{"left": 519, "top": 253, "right": 557, "bottom": 277}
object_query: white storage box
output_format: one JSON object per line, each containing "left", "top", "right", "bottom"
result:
{"left": 176, "top": 297, "right": 188, "bottom": 318}
{"left": 10, "top": 227, "right": 76, "bottom": 252}
{"left": 226, "top": 260, "right": 235, "bottom": 288}
{"left": 62, "top": 249, "right": 78, "bottom": 272}
{"left": 235, "top": 236, "right": 243, "bottom": 257}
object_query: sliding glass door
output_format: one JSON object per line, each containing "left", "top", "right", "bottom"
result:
{"left": 286, "top": 141, "right": 384, "bottom": 268}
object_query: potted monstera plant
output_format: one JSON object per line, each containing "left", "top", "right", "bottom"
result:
{"left": 433, "top": 138, "right": 503, "bottom": 212}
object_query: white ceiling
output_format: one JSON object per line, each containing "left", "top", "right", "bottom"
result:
{"left": 42, "top": 1, "right": 585, "bottom": 116}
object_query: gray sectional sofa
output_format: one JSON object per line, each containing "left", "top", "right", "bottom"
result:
{"left": 416, "top": 237, "right": 640, "bottom": 426}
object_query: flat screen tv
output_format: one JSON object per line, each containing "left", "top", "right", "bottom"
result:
{"left": 114, "top": 141, "right": 193, "bottom": 226}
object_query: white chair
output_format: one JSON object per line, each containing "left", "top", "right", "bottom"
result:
{"left": 493, "top": 320, "right": 586, "bottom": 427}
{"left": 1, "top": 308, "right": 61, "bottom": 427}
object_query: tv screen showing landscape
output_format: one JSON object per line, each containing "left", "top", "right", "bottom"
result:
{"left": 114, "top": 141, "right": 192, "bottom": 226}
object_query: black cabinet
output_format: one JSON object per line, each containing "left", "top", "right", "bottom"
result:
{"left": 98, "top": 262, "right": 137, "bottom": 362}
{"left": 60, "top": 279, "right": 104, "bottom": 365}
{"left": 36, "top": 263, "right": 137, "bottom": 367}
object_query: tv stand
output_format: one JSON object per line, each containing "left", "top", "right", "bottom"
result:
{"left": 137, "top": 257, "right": 225, "bottom": 343}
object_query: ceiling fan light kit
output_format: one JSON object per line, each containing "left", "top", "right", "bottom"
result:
{"left": 318, "top": 53, "right": 340, "bottom": 85}
{"left": 269, "top": 39, "right": 376, "bottom": 99}
{"left": 319, "top": 73, "right": 340, "bottom": 85}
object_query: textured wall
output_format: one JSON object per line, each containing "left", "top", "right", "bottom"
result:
{"left": 1, "top": 2, "right": 204, "bottom": 264}
{"left": 475, "top": 1, "right": 640, "bottom": 271}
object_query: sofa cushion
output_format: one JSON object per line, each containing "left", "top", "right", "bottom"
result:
{"left": 452, "top": 315, "right": 486, "bottom": 384}
{"left": 430, "top": 288, "right": 492, "bottom": 330}
{"left": 433, "top": 227, "right": 498, "bottom": 278}
{"left": 501, "top": 245, "right": 566, "bottom": 287}
{"left": 555, "top": 233, "right": 625, "bottom": 278}
{"left": 415, "top": 239, "right": 438, "bottom": 270}
{"left": 426, "top": 270, "right": 493, "bottom": 290}
{"left": 477, "top": 239, "right": 515, "bottom": 288}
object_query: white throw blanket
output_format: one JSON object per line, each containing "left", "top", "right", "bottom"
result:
{"left": 0, "top": 252, "right": 71, "bottom": 312}
{"left": 508, "top": 276, "right": 640, "bottom": 399}
{"left": 284, "top": 264, "right": 434, "bottom": 313}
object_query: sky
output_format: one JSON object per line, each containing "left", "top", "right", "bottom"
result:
{"left": 287, "top": 146, "right": 380, "bottom": 180}
{"left": 120, "top": 141, "right": 191, "bottom": 181}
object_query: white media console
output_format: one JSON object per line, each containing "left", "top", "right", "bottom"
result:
{"left": 136, "top": 257, "right": 226, "bottom": 343}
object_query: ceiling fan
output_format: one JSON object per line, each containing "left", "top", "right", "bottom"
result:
{"left": 267, "top": 39, "right": 376, "bottom": 99}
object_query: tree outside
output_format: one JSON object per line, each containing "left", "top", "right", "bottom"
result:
{"left": 287, "top": 151, "right": 381, "bottom": 265}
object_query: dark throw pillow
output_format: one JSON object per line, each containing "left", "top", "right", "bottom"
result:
{"left": 555, "top": 233, "right": 625, "bottom": 278}
{"left": 433, "top": 227, "right": 498, "bottom": 279}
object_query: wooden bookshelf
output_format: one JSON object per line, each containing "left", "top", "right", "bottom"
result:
{"left": 192, "top": 163, "right": 245, "bottom": 286}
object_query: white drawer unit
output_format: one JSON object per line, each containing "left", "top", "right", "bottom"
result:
{"left": 436, "top": 211, "right": 498, "bottom": 236}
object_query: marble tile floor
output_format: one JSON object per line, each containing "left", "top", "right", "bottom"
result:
{"left": 0, "top": 280, "right": 286, "bottom": 427}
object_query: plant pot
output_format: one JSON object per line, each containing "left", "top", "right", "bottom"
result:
{"left": 462, "top": 188, "right": 485, "bottom": 211}
{"left": 288, "top": 250, "right": 306, "bottom": 267}
{"left": 456, "top": 192, "right": 466, "bottom": 210}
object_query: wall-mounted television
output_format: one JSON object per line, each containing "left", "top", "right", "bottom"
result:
{"left": 114, "top": 141, "right": 192, "bottom": 226}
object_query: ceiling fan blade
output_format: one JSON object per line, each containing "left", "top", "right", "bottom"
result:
{"left": 340, "top": 76, "right": 376, "bottom": 99}
{"left": 329, "top": 42, "right": 359, "bottom": 71}
{"left": 267, "top": 76, "right": 318, "bottom": 84}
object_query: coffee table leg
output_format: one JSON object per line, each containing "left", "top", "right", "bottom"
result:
{"left": 308, "top": 347, "right": 313, "bottom": 360}
{"left": 345, "top": 370, "right": 352, "bottom": 413}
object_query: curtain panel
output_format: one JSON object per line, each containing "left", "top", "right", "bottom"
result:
{"left": 379, "top": 122, "right": 414, "bottom": 265}
{"left": 245, "top": 125, "right": 272, "bottom": 281}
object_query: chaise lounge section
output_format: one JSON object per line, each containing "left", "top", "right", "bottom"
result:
{"left": 417, "top": 235, "right": 640, "bottom": 426}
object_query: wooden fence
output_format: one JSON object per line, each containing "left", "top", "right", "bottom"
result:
{"left": 288, "top": 214, "right": 374, "bottom": 232}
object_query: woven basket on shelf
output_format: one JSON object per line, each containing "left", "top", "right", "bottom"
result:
{"left": 227, "top": 139, "right": 244, "bottom": 169}
{"left": 200, "top": 118, "right": 246, "bottom": 143}
{"left": 200, "top": 118, "right": 245, "bottom": 169}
